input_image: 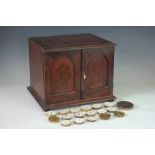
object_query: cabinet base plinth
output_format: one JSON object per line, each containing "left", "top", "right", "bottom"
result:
{"left": 27, "top": 86, "right": 116, "bottom": 111}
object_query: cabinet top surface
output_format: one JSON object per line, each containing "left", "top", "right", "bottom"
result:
{"left": 29, "top": 33, "right": 116, "bottom": 51}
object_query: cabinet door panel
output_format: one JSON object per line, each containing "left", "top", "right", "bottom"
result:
{"left": 82, "top": 47, "right": 114, "bottom": 99}
{"left": 45, "top": 50, "right": 81, "bottom": 104}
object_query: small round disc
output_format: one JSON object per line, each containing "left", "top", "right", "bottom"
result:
{"left": 81, "top": 105, "right": 92, "bottom": 111}
{"left": 45, "top": 111, "right": 57, "bottom": 117}
{"left": 104, "top": 102, "right": 116, "bottom": 107}
{"left": 61, "top": 113, "right": 74, "bottom": 120}
{"left": 86, "top": 115, "right": 98, "bottom": 122}
{"left": 74, "top": 118, "right": 85, "bottom": 124}
{"left": 107, "top": 107, "right": 117, "bottom": 113}
{"left": 48, "top": 115, "right": 60, "bottom": 123}
{"left": 70, "top": 108, "right": 80, "bottom": 113}
{"left": 117, "top": 101, "right": 134, "bottom": 109}
{"left": 97, "top": 108, "right": 107, "bottom": 114}
{"left": 99, "top": 113, "right": 111, "bottom": 120}
{"left": 114, "top": 111, "right": 125, "bottom": 117}
{"left": 74, "top": 112, "right": 85, "bottom": 118}
{"left": 92, "top": 103, "right": 103, "bottom": 109}
{"left": 59, "top": 109, "right": 70, "bottom": 115}
{"left": 60, "top": 120, "right": 72, "bottom": 127}
{"left": 86, "top": 110, "right": 96, "bottom": 116}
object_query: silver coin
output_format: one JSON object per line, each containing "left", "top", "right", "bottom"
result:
{"left": 104, "top": 102, "right": 116, "bottom": 107}
{"left": 70, "top": 108, "right": 80, "bottom": 113}
{"left": 107, "top": 107, "right": 117, "bottom": 113}
{"left": 74, "top": 118, "right": 85, "bottom": 124}
{"left": 74, "top": 112, "right": 85, "bottom": 118}
{"left": 81, "top": 105, "right": 92, "bottom": 111}
{"left": 97, "top": 108, "right": 107, "bottom": 114}
{"left": 60, "top": 120, "right": 72, "bottom": 127}
{"left": 86, "top": 110, "right": 96, "bottom": 116}
{"left": 61, "top": 113, "right": 74, "bottom": 120}
{"left": 92, "top": 103, "right": 103, "bottom": 109}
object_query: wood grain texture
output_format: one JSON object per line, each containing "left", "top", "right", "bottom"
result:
{"left": 45, "top": 50, "right": 81, "bottom": 104}
{"left": 29, "top": 33, "right": 116, "bottom": 51}
{"left": 28, "top": 40, "right": 45, "bottom": 102}
{"left": 28, "top": 33, "right": 116, "bottom": 111}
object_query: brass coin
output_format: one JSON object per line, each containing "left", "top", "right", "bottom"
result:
{"left": 48, "top": 115, "right": 60, "bottom": 123}
{"left": 117, "top": 101, "right": 134, "bottom": 109}
{"left": 114, "top": 111, "right": 125, "bottom": 117}
{"left": 99, "top": 113, "right": 111, "bottom": 120}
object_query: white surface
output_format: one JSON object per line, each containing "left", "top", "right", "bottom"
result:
{"left": 0, "top": 84, "right": 155, "bottom": 128}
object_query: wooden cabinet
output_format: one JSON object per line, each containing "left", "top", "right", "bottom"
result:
{"left": 28, "top": 33, "right": 116, "bottom": 111}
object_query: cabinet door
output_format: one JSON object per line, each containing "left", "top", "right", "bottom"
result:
{"left": 81, "top": 47, "right": 114, "bottom": 99}
{"left": 45, "top": 50, "right": 81, "bottom": 104}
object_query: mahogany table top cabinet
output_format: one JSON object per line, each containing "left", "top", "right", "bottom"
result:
{"left": 27, "top": 33, "right": 117, "bottom": 111}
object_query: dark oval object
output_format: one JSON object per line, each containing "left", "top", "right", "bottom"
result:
{"left": 117, "top": 101, "right": 134, "bottom": 109}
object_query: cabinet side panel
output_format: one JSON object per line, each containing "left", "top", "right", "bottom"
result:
{"left": 28, "top": 40, "right": 45, "bottom": 101}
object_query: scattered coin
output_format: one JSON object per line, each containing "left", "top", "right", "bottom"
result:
{"left": 92, "top": 103, "right": 103, "bottom": 109}
{"left": 114, "top": 111, "right": 125, "bottom": 117}
{"left": 61, "top": 113, "right": 74, "bottom": 120}
{"left": 74, "top": 112, "right": 85, "bottom": 118}
{"left": 99, "top": 113, "right": 111, "bottom": 120}
{"left": 107, "top": 107, "right": 117, "bottom": 113}
{"left": 97, "top": 108, "right": 107, "bottom": 114}
{"left": 104, "top": 102, "right": 116, "bottom": 107}
{"left": 117, "top": 101, "right": 134, "bottom": 109}
{"left": 70, "top": 108, "right": 80, "bottom": 113}
{"left": 74, "top": 118, "right": 85, "bottom": 124}
{"left": 81, "top": 105, "right": 92, "bottom": 111}
{"left": 45, "top": 111, "right": 57, "bottom": 116}
{"left": 60, "top": 120, "right": 72, "bottom": 127}
{"left": 87, "top": 115, "right": 98, "bottom": 122}
{"left": 59, "top": 109, "right": 70, "bottom": 115}
{"left": 48, "top": 115, "right": 60, "bottom": 123}
{"left": 86, "top": 110, "right": 96, "bottom": 116}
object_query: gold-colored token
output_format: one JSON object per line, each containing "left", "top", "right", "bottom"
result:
{"left": 114, "top": 111, "right": 125, "bottom": 117}
{"left": 99, "top": 113, "right": 111, "bottom": 120}
{"left": 48, "top": 115, "right": 60, "bottom": 123}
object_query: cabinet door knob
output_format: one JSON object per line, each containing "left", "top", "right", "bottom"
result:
{"left": 83, "top": 72, "right": 86, "bottom": 80}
